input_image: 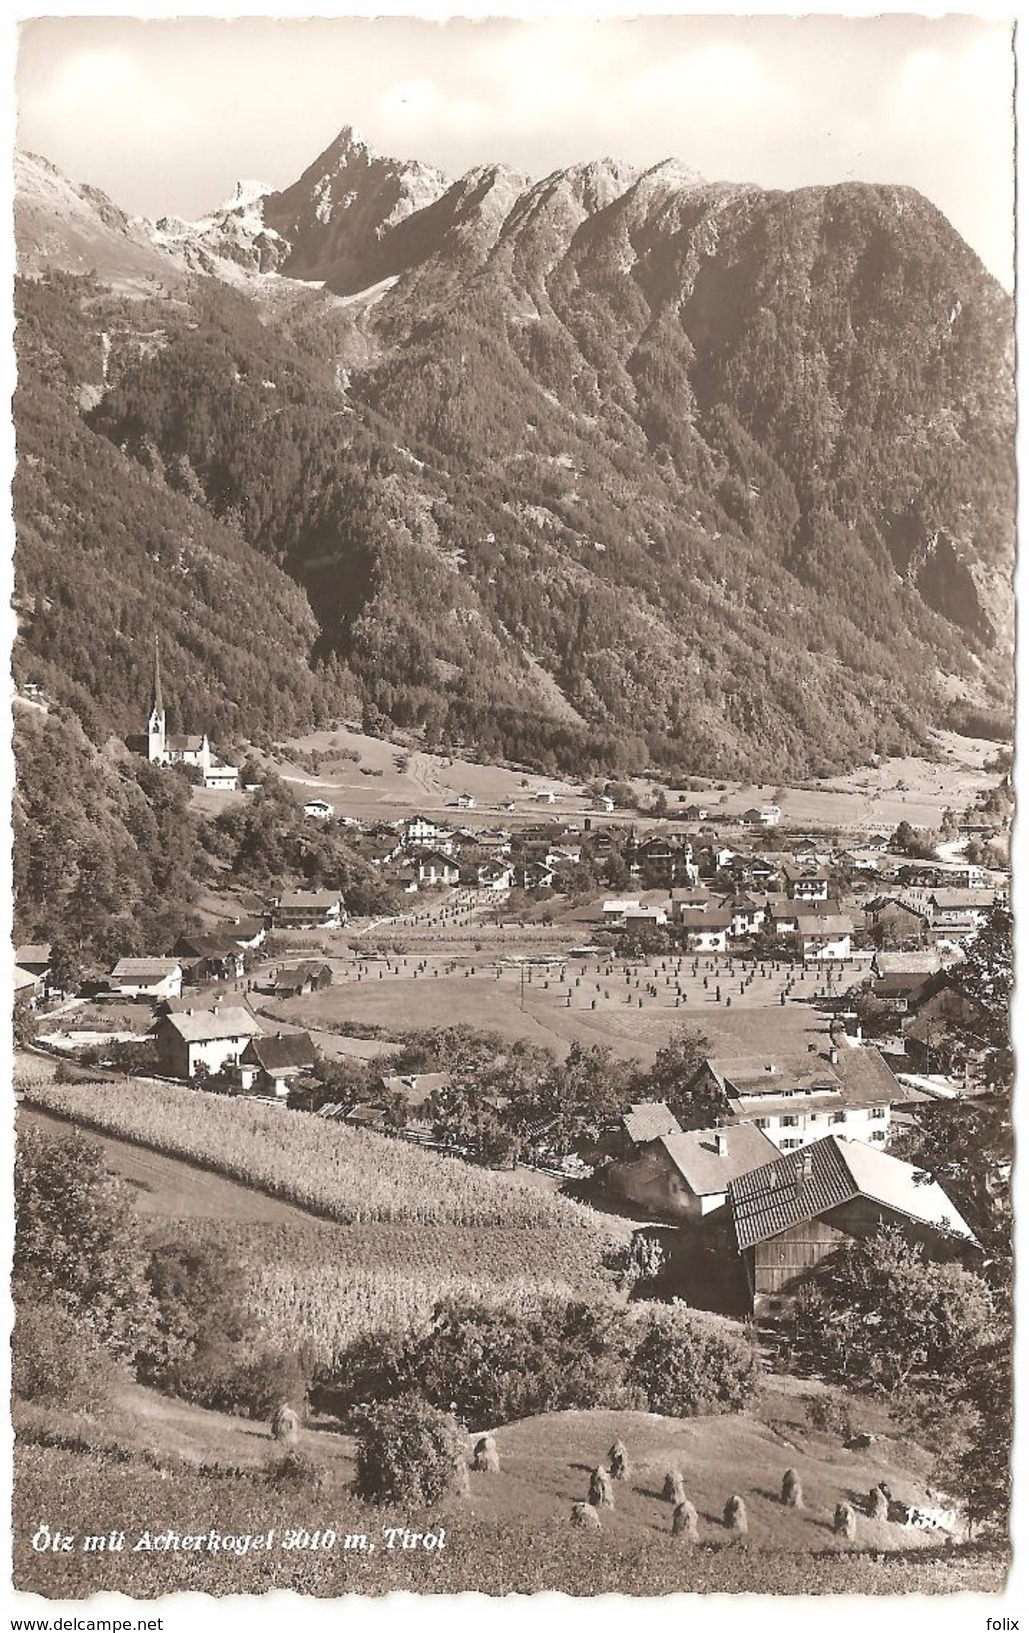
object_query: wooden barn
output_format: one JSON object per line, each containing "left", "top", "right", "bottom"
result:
{"left": 728, "top": 1136, "right": 978, "bottom": 1321}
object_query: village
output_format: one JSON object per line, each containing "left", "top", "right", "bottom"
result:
{"left": 14, "top": 656, "right": 1013, "bottom": 1331}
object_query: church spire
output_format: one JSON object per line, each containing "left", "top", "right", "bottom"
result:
{"left": 153, "top": 636, "right": 163, "bottom": 716}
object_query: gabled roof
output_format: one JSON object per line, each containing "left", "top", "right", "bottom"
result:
{"left": 929, "top": 889, "right": 996, "bottom": 911}
{"left": 798, "top": 914, "right": 854, "bottom": 937}
{"left": 175, "top": 933, "right": 244, "bottom": 959}
{"left": 110, "top": 957, "right": 182, "bottom": 981}
{"left": 782, "top": 863, "right": 829, "bottom": 883}
{"left": 622, "top": 1101, "right": 683, "bottom": 1144}
{"left": 729, "top": 1135, "right": 978, "bottom": 1250}
{"left": 768, "top": 897, "right": 843, "bottom": 920}
{"left": 380, "top": 1072, "right": 450, "bottom": 1107}
{"left": 241, "top": 1031, "right": 316, "bottom": 1072}
{"left": 15, "top": 944, "right": 51, "bottom": 967}
{"left": 274, "top": 890, "right": 343, "bottom": 909}
{"left": 679, "top": 908, "right": 732, "bottom": 930}
{"left": 157, "top": 1006, "right": 261, "bottom": 1043}
{"left": 658, "top": 1123, "right": 778, "bottom": 1196}
{"left": 874, "top": 950, "right": 946, "bottom": 977}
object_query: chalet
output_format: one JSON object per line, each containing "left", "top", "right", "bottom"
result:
{"left": 173, "top": 933, "right": 246, "bottom": 983}
{"left": 151, "top": 1004, "right": 261, "bottom": 1079}
{"left": 898, "top": 863, "right": 945, "bottom": 889}
{"left": 459, "top": 862, "right": 514, "bottom": 893}
{"left": 268, "top": 890, "right": 345, "bottom": 930}
{"left": 631, "top": 835, "right": 691, "bottom": 886}
{"left": 236, "top": 1030, "right": 317, "bottom": 1097}
{"left": 533, "top": 790, "right": 557, "bottom": 804}
{"left": 737, "top": 856, "right": 782, "bottom": 890}
{"left": 227, "top": 917, "right": 267, "bottom": 950}
{"left": 621, "top": 1102, "right": 684, "bottom": 1146}
{"left": 685, "top": 1044, "right": 915, "bottom": 1152}
{"left": 456, "top": 793, "right": 476, "bottom": 810}
{"left": 696, "top": 846, "right": 735, "bottom": 880}
{"left": 605, "top": 1123, "right": 779, "bottom": 1224}
{"left": 864, "top": 972, "right": 935, "bottom": 1015}
{"left": 108, "top": 958, "right": 183, "bottom": 1000}
{"left": 303, "top": 798, "right": 334, "bottom": 820}
{"left": 273, "top": 962, "right": 332, "bottom": 999}
{"left": 782, "top": 864, "right": 829, "bottom": 902}
{"left": 406, "top": 849, "right": 460, "bottom": 888}
{"left": 670, "top": 889, "right": 715, "bottom": 917}
{"left": 598, "top": 795, "right": 616, "bottom": 813}
{"left": 14, "top": 965, "right": 44, "bottom": 1005}
{"left": 623, "top": 904, "right": 669, "bottom": 929}
{"left": 514, "top": 860, "right": 555, "bottom": 891}
{"left": 729, "top": 1136, "right": 978, "bottom": 1320}
{"left": 677, "top": 909, "right": 731, "bottom": 952}
{"left": 798, "top": 914, "right": 853, "bottom": 961}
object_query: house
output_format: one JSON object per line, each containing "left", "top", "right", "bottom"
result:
{"left": 108, "top": 958, "right": 183, "bottom": 1000}
{"left": 133, "top": 640, "right": 238, "bottom": 790}
{"left": 236, "top": 1030, "right": 317, "bottom": 1098}
{"left": 765, "top": 897, "right": 842, "bottom": 938}
{"left": 685, "top": 1044, "right": 916, "bottom": 1152}
{"left": 406, "top": 849, "right": 460, "bottom": 888}
{"left": 378, "top": 1071, "right": 450, "bottom": 1129}
{"left": 533, "top": 790, "right": 557, "bottom": 804}
{"left": 173, "top": 933, "right": 247, "bottom": 983}
{"left": 622, "top": 904, "right": 668, "bottom": 929}
{"left": 729, "top": 1136, "right": 978, "bottom": 1320}
{"left": 782, "top": 864, "right": 830, "bottom": 902}
{"left": 304, "top": 799, "right": 334, "bottom": 820}
{"left": 15, "top": 943, "right": 51, "bottom": 980}
{"left": 514, "top": 860, "right": 556, "bottom": 891}
{"left": 864, "top": 972, "right": 935, "bottom": 1015}
{"left": 873, "top": 949, "right": 946, "bottom": 980}
{"left": 456, "top": 793, "right": 476, "bottom": 810}
{"left": 602, "top": 898, "right": 643, "bottom": 925}
{"left": 14, "top": 965, "right": 45, "bottom": 1005}
{"left": 865, "top": 896, "right": 930, "bottom": 947}
{"left": 226, "top": 917, "right": 267, "bottom": 950}
{"left": 598, "top": 795, "right": 616, "bottom": 814}
{"left": 742, "top": 805, "right": 781, "bottom": 828}
{"left": 621, "top": 1102, "right": 684, "bottom": 1146}
{"left": 927, "top": 889, "right": 995, "bottom": 927}
{"left": 273, "top": 961, "right": 332, "bottom": 999}
{"left": 605, "top": 1123, "right": 779, "bottom": 1224}
{"left": 631, "top": 835, "right": 692, "bottom": 886}
{"left": 268, "top": 890, "right": 345, "bottom": 930}
{"left": 901, "top": 974, "right": 990, "bottom": 1065}
{"left": 677, "top": 909, "right": 731, "bottom": 952}
{"left": 737, "top": 856, "right": 782, "bottom": 891}
{"left": 151, "top": 1004, "right": 261, "bottom": 1079}
{"left": 798, "top": 914, "right": 853, "bottom": 961}
{"left": 722, "top": 893, "right": 765, "bottom": 938}
{"left": 403, "top": 815, "right": 451, "bottom": 848}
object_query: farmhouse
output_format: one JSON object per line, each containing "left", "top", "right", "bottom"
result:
{"left": 379, "top": 1071, "right": 450, "bottom": 1129}
{"left": 798, "top": 913, "right": 853, "bottom": 961}
{"left": 865, "top": 896, "right": 931, "bottom": 946}
{"left": 729, "top": 1136, "right": 978, "bottom": 1320}
{"left": 621, "top": 1101, "right": 684, "bottom": 1146}
{"left": 901, "top": 974, "right": 990, "bottom": 1065}
{"left": 404, "top": 849, "right": 460, "bottom": 888}
{"left": 236, "top": 1030, "right": 317, "bottom": 1097}
{"left": 685, "top": 1044, "right": 912, "bottom": 1151}
{"left": 273, "top": 961, "right": 332, "bottom": 999}
{"left": 403, "top": 814, "right": 450, "bottom": 846}
{"left": 303, "top": 798, "right": 334, "bottom": 820}
{"left": 151, "top": 1004, "right": 261, "bottom": 1079}
{"left": 602, "top": 898, "right": 643, "bottom": 925}
{"left": 108, "top": 957, "right": 183, "bottom": 1000}
{"left": 722, "top": 893, "right": 765, "bottom": 937}
{"left": 605, "top": 1123, "right": 778, "bottom": 1224}
{"left": 267, "top": 889, "right": 345, "bottom": 929}
{"left": 173, "top": 932, "right": 245, "bottom": 983}
{"left": 15, "top": 943, "right": 51, "bottom": 980}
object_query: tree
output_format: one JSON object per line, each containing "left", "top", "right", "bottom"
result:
{"left": 354, "top": 1397, "right": 468, "bottom": 1505}
{"left": 787, "top": 1228, "right": 997, "bottom": 1392}
{"left": 14, "top": 1127, "right": 158, "bottom": 1360}
{"left": 630, "top": 1027, "right": 712, "bottom": 1128}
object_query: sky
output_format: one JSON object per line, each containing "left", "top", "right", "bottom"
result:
{"left": 14, "top": 11, "right": 1015, "bottom": 287}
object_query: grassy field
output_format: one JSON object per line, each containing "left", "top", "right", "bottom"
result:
{"left": 269, "top": 949, "right": 845, "bottom": 1064}
{"left": 14, "top": 1381, "right": 1007, "bottom": 1597}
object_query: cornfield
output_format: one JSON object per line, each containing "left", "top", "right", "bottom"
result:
{"left": 23, "top": 1080, "right": 623, "bottom": 1235}
{"left": 164, "top": 1219, "right": 625, "bottom": 1370}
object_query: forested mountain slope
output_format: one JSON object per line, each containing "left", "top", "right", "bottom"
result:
{"left": 14, "top": 131, "right": 1015, "bottom": 781}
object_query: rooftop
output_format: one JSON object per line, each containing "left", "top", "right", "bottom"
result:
{"left": 658, "top": 1123, "right": 779, "bottom": 1197}
{"left": 110, "top": 957, "right": 182, "bottom": 980}
{"left": 622, "top": 1101, "right": 683, "bottom": 1145}
{"left": 729, "top": 1135, "right": 978, "bottom": 1251}
{"left": 242, "top": 1031, "right": 317, "bottom": 1072}
{"left": 157, "top": 1006, "right": 261, "bottom": 1043}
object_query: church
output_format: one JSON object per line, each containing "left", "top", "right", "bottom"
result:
{"left": 137, "top": 642, "right": 239, "bottom": 791}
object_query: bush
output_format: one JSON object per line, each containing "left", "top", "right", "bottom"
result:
{"left": 354, "top": 1397, "right": 468, "bottom": 1506}
{"left": 627, "top": 1307, "right": 759, "bottom": 1416}
{"left": 12, "top": 1301, "right": 124, "bottom": 1415}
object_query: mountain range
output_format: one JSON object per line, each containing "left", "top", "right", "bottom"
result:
{"left": 13, "top": 128, "right": 1015, "bottom": 782}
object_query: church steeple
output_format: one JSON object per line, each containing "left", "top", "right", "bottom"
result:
{"left": 147, "top": 636, "right": 166, "bottom": 763}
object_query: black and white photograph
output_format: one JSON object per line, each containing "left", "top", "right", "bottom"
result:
{"left": 6, "top": 7, "right": 1018, "bottom": 1614}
